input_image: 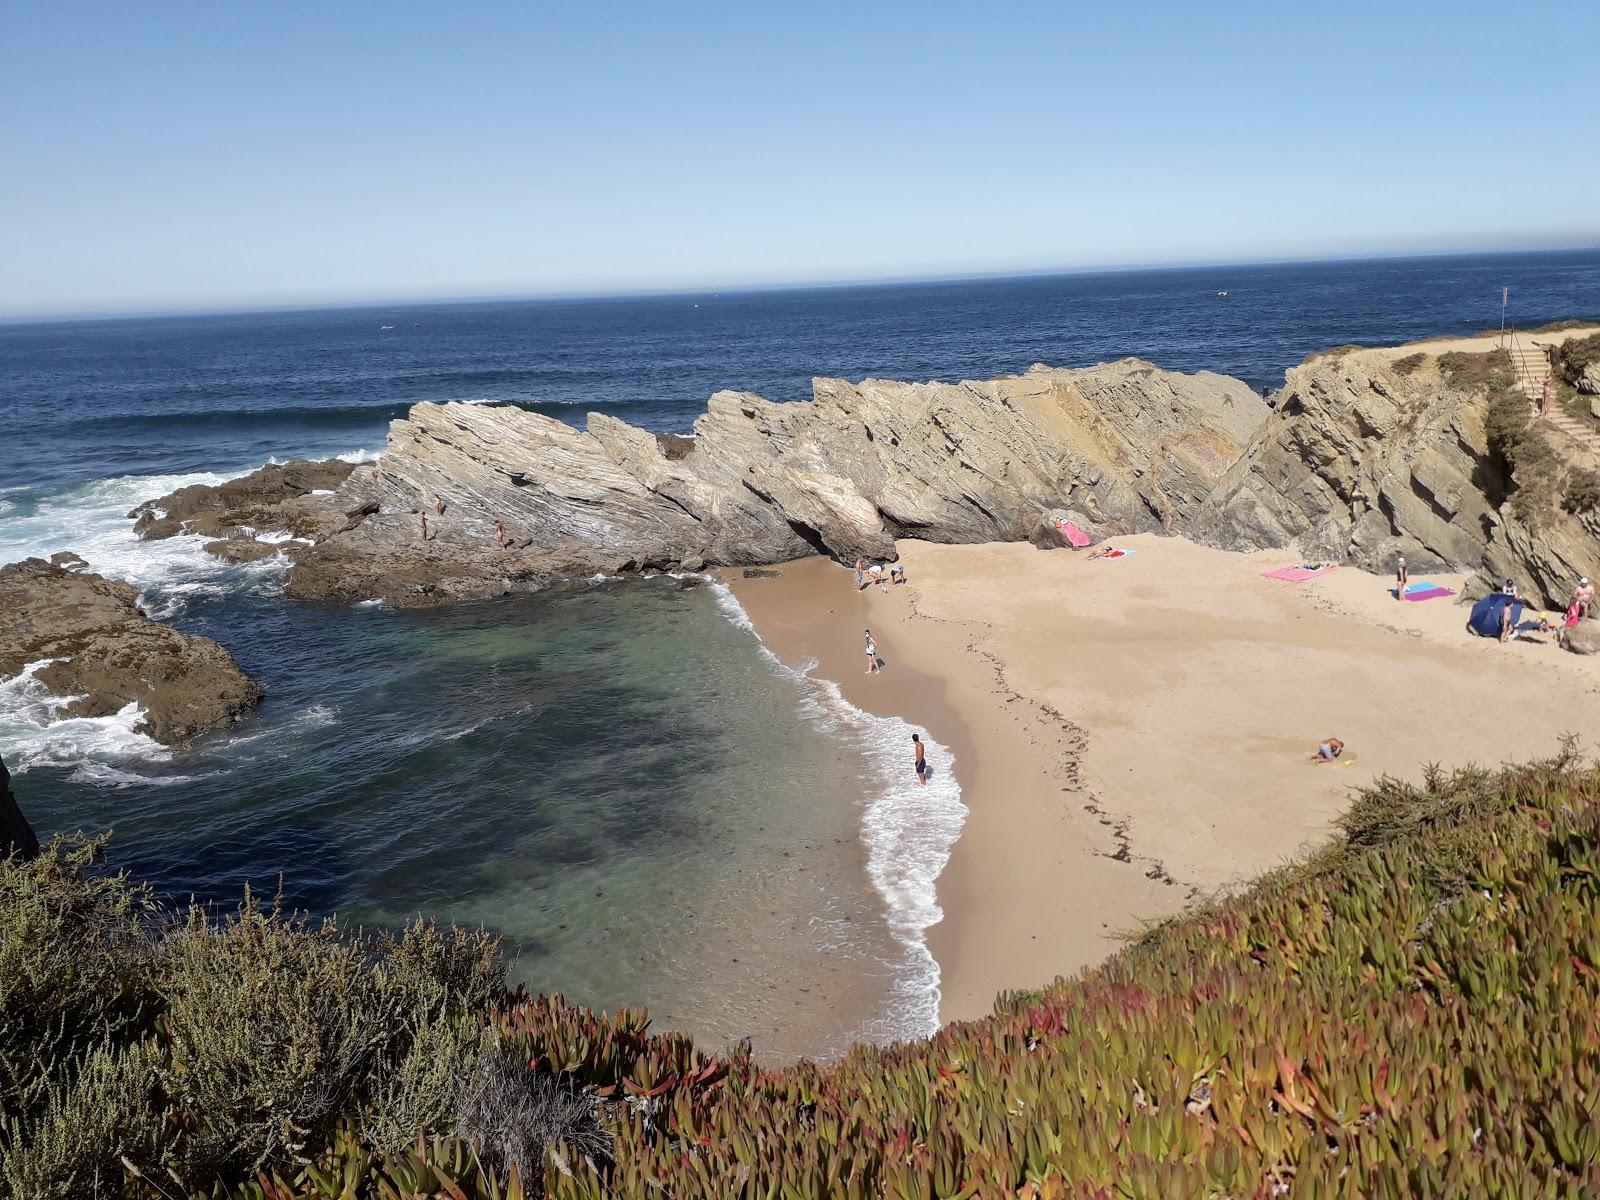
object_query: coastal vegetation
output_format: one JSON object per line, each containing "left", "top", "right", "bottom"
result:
{"left": 5, "top": 749, "right": 1600, "bottom": 1197}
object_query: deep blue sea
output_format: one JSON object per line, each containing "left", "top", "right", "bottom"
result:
{"left": 2, "top": 250, "right": 1597, "bottom": 1056}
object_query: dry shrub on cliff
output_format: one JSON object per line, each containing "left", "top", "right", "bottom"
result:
{"left": 1439, "top": 347, "right": 1513, "bottom": 393}
{"left": 1560, "top": 332, "right": 1600, "bottom": 386}
{"left": 1390, "top": 352, "right": 1425, "bottom": 376}
{"left": 1564, "top": 467, "right": 1600, "bottom": 515}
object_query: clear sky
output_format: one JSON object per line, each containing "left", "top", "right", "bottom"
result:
{"left": 3, "top": 1, "right": 1597, "bottom": 318}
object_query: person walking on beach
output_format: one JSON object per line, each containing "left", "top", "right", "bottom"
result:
{"left": 864, "top": 629, "right": 878, "bottom": 674}
{"left": 1395, "top": 554, "right": 1407, "bottom": 600}
{"left": 913, "top": 733, "right": 927, "bottom": 785}
{"left": 854, "top": 557, "right": 865, "bottom": 591}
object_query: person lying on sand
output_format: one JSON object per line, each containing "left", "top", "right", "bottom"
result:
{"left": 1086, "top": 545, "right": 1120, "bottom": 560}
{"left": 1310, "top": 737, "right": 1345, "bottom": 763}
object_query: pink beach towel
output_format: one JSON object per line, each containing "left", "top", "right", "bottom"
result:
{"left": 1058, "top": 520, "right": 1093, "bottom": 548}
{"left": 1262, "top": 564, "right": 1337, "bottom": 583}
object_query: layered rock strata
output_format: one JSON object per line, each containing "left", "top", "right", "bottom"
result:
{"left": 0, "top": 559, "right": 262, "bottom": 745}
{"left": 1190, "top": 336, "right": 1600, "bottom": 608}
{"left": 279, "top": 361, "right": 1266, "bottom": 606}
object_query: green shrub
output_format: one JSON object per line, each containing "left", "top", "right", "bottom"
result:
{"left": 0, "top": 837, "right": 154, "bottom": 1124}
{"left": 156, "top": 896, "right": 503, "bottom": 1176}
{"left": 1565, "top": 467, "right": 1600, "bottom": 514}
{"left": 1, "top": 1041, "right": 164, "bottom": 1200}
{"left": 1440, "top": 347, "right": 1513, "bottom": 392}
{"left": 1560, "top": 332, "right": 1600, "bottom": 386}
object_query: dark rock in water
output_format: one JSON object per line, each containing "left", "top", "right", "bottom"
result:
{"left": 130, "top": 457, "right": 356, "bottom": 543}
{"left": 203, "top": 537, "right": 291, "bottom": 564}
{"left": 1564, "top": 620, "right": 1600, "bottom": 655}
{"left": 49, "top": 550, "right": 88, "bottom": 571}
{"left": 0, "top": 756, "right": 39, "bottom": 861}
{"left": 741, "top": 568, "right": 784, "bottom": 579}
{"left": 0, "top": 558, "right": 262, "bottom": 745}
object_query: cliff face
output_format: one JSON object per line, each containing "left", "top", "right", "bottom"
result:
{"left": 0, "top": 559, "right": 263, "bottom": 745}
{"left": 1190, "top": 336, "right": 1600, "bottom": 607}
{"left": 284, "top": 361, "right": 1265, "bottom": 606}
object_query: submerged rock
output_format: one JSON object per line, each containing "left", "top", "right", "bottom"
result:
{"left": 283, "top": 361, "right": 1265, "bottom": 606}
{"left": 0, "top": 559, "right": 262, "bottom": 745}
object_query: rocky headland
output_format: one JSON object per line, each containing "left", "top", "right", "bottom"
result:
{"left": 0, "top": 557, "right": 263, "bottom": 745}
{"left": 273, "top": 360, "right": 1265, "bottom": 606}
{"left": 120, "top": 324, "right": 1600, "bottom": 619}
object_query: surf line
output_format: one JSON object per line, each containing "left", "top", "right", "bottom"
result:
{"left": 702, "top": 576, "right": 968, "bottom": 1042}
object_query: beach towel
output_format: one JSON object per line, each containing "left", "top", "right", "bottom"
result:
{"left": 1058, "top": 520, "right": 1093, "bottom": 548}
{"left": 1402, "top": 581, "right": 1455, "bottom": 602}
{"left": 1095, "top": 547, "right": 1133, "bottom": 560}
{"left": 1262, "top": 564, "right": 1336, "bottom": 583}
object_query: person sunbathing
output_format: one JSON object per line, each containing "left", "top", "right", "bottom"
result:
{"left": 1309, "top": 737, "right": 1345, "bottom": 763}
{"left": 1087, "top": 544, "right": 1119, "bottom": 560}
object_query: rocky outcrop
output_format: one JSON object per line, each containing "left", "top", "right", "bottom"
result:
{"left": 1189, "top": 340, "right": 1600, "bottom": 609}
{"left": 283, "top": 362, "right": 1265, "bottom": 605}
{"left": 1564, "top": 620, "right": 1600, "bottom": 656}
{"left": 1, "top": 756, "right": 39, "bottom": 861}
{"left": 130, "top": 458, "right": 356, "bottom": 564}
{"left": 0, "top": 559, "right": 262, "bottom": 745}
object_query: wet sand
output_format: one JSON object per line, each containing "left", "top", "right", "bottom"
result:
{"left": 726, "top": 535, "right": 1600, "bottom": 1025}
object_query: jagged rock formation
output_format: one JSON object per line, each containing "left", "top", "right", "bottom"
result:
{"left": 1190, "top": 331, "right": 1600, "bottom": 608}
{"left": 130, "top": 458, "right": 356, "bottom": 564}
{"left": 280, "top": 361, "right": 1264, "bottom": 605}
{"left": 0, "top": 756, "right": 39, "bottom": 861}
{"left": 0, "top": 559, "right": 262, "bottom": 744}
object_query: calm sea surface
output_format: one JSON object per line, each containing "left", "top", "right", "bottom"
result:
{"left": 2, "top": 251, "right": 1596, "bottom": 1055}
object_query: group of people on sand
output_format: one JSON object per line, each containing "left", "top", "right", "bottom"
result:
{"left": 853, "top": 556, "right": 905, "bottom": 591}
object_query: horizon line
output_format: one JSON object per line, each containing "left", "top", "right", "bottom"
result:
{"left": 4, "top": 240, "right": 1598, "bottom": 328}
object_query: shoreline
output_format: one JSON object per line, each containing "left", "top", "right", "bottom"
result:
{"left": 727, "top": 535, "right": 1600, "bottom": 1026}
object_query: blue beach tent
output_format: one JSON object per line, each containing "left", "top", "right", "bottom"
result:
{"left": 1467, "top": 592, "right": 1523, "bottom": 637}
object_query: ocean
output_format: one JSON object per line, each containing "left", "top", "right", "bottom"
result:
{"left": 2, "top": 250, "right": 1597, "bottom": 1057}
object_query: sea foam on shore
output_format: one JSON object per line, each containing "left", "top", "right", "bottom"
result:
{"left": 706, "top": 579, "right": 967, "bottom": 1040}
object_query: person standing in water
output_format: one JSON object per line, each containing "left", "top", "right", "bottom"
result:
{"left": 913, "top": 733, "right": 927, "bottom": 785}
{"left": 864, "top": 629, "right": 878, "bottom": 674}
{"left": 1395, "top": 554, "right": 1407, "bottom": 600}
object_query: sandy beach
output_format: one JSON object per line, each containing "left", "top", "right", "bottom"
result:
{"left": 726, "top": 535, "right": 1600, "bottom": 1025}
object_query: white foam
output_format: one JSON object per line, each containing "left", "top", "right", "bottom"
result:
{"left": 0, "top": 661, "right": 170, "bottom": 774}
{"left": 704, "top": 578, "right": 967, "bottom": 1042}
{"left": 337, "top": 447, "right": 383, "bottom": 464}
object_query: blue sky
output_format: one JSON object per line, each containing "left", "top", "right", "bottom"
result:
{"left": 3, "top": 1, "right": 1597, "bottom": 318}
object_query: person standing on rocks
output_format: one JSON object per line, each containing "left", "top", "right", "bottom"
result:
{"left": 865, "top": 629, "right": 879, "bottom": 674}
{"left": 1573, "top": 576, "right": 1595, "bottom": 619}
{"left": 1395, "top": 554, "right": 1407, "bottom": 601}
